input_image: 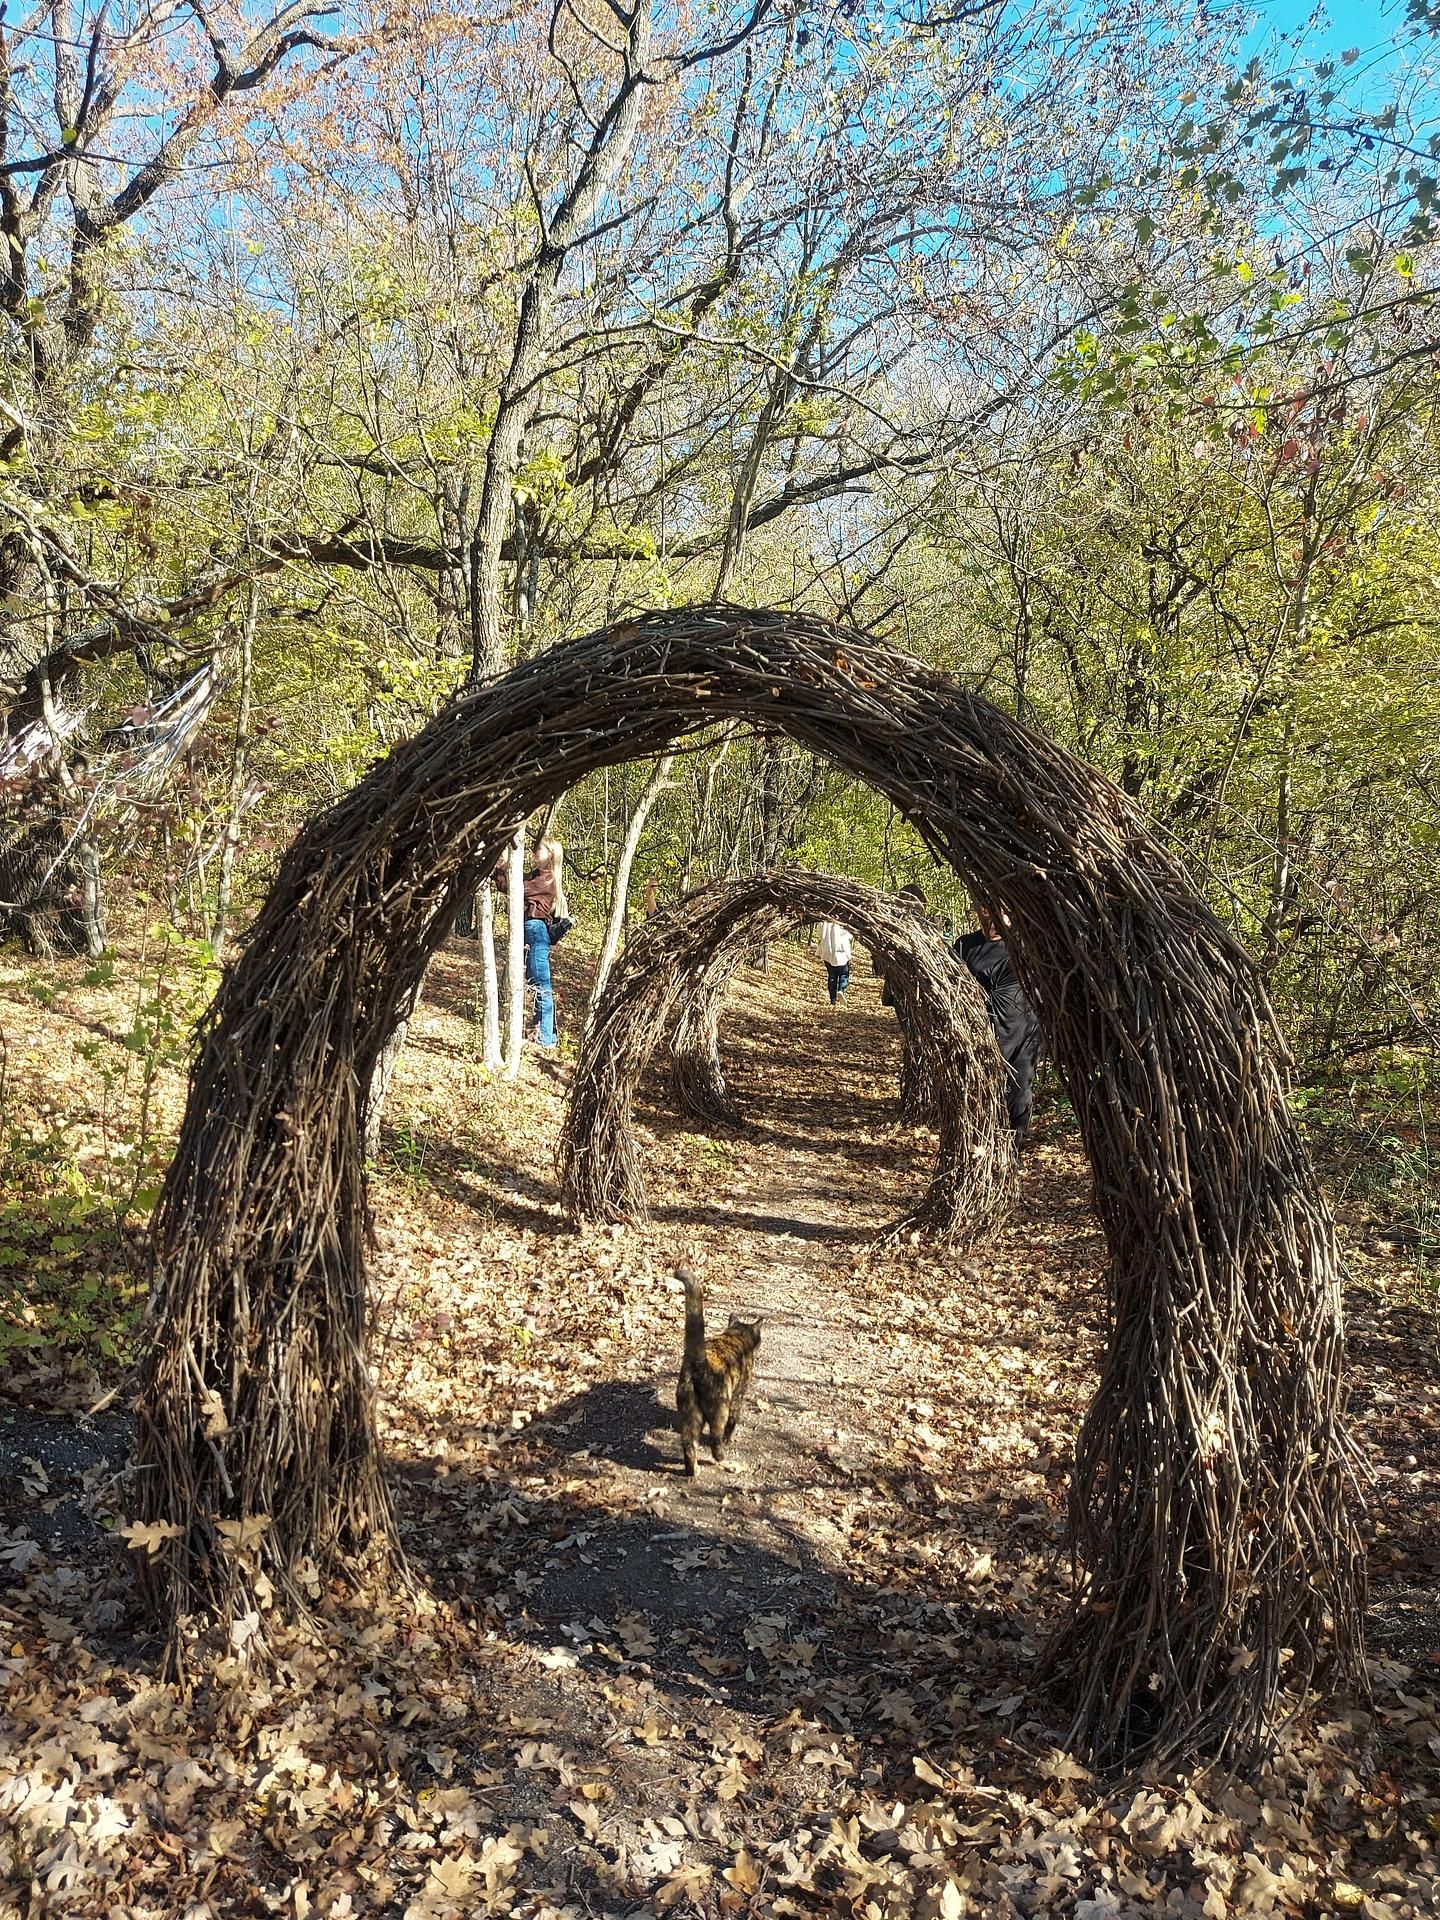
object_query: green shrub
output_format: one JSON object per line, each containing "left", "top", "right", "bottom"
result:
{"left": 0, "top": 1128, "right": 145, "bottom": 1394}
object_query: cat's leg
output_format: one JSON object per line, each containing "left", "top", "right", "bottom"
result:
{"left": 708, "top": 1389, "right": 733, "bottom": 1462}
{"left": 677, "top": 1371, "right": 701, "bottom": 1477}
{"left": 721, "top": 1378, "right": 749, "bottom": 1444}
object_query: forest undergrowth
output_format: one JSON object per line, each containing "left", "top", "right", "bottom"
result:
{"left": 0, "top": 940, "right": 1438, "bottom": 1919}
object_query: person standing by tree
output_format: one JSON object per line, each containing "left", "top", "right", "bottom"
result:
{"left": 524, "top": 839, "right": 572, "bottom": 1050}
{"left": 956, "top": 908, "right": 1042, "bottom": 1139}
{"left": 817, "top": 918, "right": 853, "bottom": 1007}
{"left": 495, "top": 838, "right": 570, "bottom": 1051}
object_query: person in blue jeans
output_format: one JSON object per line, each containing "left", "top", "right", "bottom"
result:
{"left": 524, "top": 915, "right": 558, "bottom": 1048}
{"left": 522, "top": 838, "right": 568, "bottom": 1049}
{"left": 496, "top": 837, "right": 570, "bottom": 1050}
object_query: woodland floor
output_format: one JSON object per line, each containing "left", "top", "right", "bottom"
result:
{"left": 1, "top": 937, "right": 1439, "bottom": 1919}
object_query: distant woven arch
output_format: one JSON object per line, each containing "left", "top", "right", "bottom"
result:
{"left": 665, "top": 883, "right": 934, "bottom": 1129}
{"left": 135, "top": 604, "right": 1364, "bottom": 1766}
{"left": 558, "top": 869, "right": 1017, "bottom": 1244}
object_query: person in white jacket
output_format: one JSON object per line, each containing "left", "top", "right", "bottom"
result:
{"left": 817, "top": 919, "right": 853, "bottom": 1006}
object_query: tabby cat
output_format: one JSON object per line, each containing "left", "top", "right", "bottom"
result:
{"left": 675, "top": 1267, "right": 761, "bottom": 1477}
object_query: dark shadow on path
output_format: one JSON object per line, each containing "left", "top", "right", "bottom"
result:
{"left": 646, "top": 1204, "right": 853, "bottom": 1242}
{"left": 532, "top": 1378, "right": 675, "bottom": 1473}
{"left": 0, "top": 1405, "right": 130, "bottom": 1553}
{"left": 392, "top": 1440, "right": 1049, "bottom": 1740}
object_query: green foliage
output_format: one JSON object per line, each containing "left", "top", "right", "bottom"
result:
{"left": 386, "top": 1119, "right": 433, "bottom": 1183}
{"left": 0, "top": 1128, "right": 144, "bottom": 1384}
{"left": 73, "top": 925, "right": 218, "bottom": 1219}
{"left": 1289, "top": 1054, "right": 1437, "bottom": 1286}
{"left": 0, "top": 927, "right": 220, "bottom": 1391}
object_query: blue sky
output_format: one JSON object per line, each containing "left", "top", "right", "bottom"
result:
{"left": 1243, "top": 0, "right": 1412, "bottom": 65}
{"left": 1239, "top": 0, "right": 1426, "bottom": 109}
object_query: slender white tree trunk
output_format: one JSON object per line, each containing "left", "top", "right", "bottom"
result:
{"left": 681, "top": 725, "right": 736, "bottom": 892}
{"left": 478, "top": 879, "right": 502, "bottom": 1071}
{"left": 588, "top": 753, "right": 674, "bottom": 1028}
{"left": 211, "top": 582, "right": 259, "bottom": 963}
{"left": 504, "top": 824, "right": 526, "bottom": 1077}
{"left": 365, "top": 972, "right": 425, "bottom": 1160}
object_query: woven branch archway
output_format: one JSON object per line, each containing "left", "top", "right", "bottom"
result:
{"left": 669, "top": 920, "right": 934, "bottom": 1127}
{"left": 558, "top": 869, "right": 1017, "bottom": 1244}
{"left": 135, "top": 605, "right": 1363, "bottom": 1765}
{"left": 668, "top": 963, "right": 744, "bottom": 1126}
{"left": 664, "top": 885, "right": 937, "bottom": 1128}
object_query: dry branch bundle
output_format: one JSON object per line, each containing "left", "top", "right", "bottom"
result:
{"left": 558, "top": 868, "right": 1016, "bottom": 1244}
{"left": 669, "top": 971, "right": 742, "bottom": 1126}
{"left": 668, "top": 892, "right": 933, "bottom": 1129}
{"left": 134, "top": 603, "right": 1364, "bottom": 1765}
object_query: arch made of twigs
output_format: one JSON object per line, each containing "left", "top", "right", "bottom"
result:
{"left": 558, "top": 870, "right": 1017, "bottom": 1244}
{"left": 664, "top": 884, "right": 934, "bottom": 1129}
{"left": 134, "top": 605, "right": 1363, "bottom": 1767}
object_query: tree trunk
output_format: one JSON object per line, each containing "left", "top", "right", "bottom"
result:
{"left": 468, "top": 1, "right": 655, "bottom": 684}
{"left": 681, "top": 725, "right": 735, "bottom": 893}
{"left": 364, "top": 974, "right": 425, "bottom": 1159}
{"left": 588, "top": 752, "right": 675, "bottom": 1025}
{"left": 478, "top": 879, "right": 503, "bottom": 1071}
{"left": 538, "top": 793, "right": 564, "bottom": 844}
{"left": 712, "top": 363, "right": 792, "bottom": 599}
{"left": 460, "top": 9, "right": 658, "bottom": 1065}
{"left": 504, "top": 825, "right": 526, "bottom": 1076}
{"left": 211, "top": 583, "right": 259, "bottom": 962}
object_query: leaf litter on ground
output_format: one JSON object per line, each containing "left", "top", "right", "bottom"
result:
{"left": 0, "top": 942, "right": 1438, "bottom": 1917}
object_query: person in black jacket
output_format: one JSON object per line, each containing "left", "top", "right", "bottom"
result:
{"left": 956, "top": 909, "right": 1042, "bottom": 1138}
